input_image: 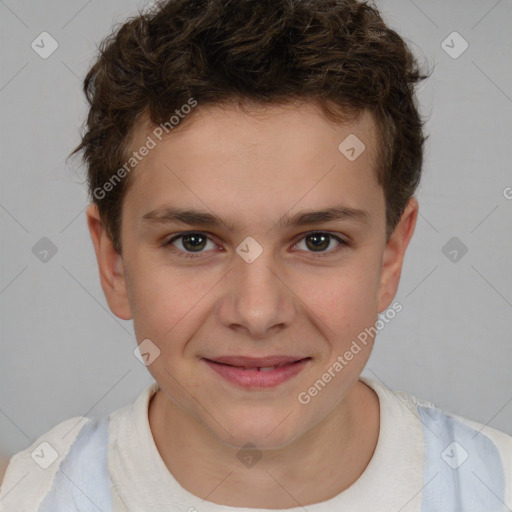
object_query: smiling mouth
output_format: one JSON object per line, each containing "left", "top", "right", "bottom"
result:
{"left": 202, "top": 357, "right": 312, "bottom": 388}
{"left": 206, "top": 358, "right": 310, "bottom": 371}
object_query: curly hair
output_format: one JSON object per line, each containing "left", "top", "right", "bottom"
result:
{"left": 69, "top": 0, "right": 428, "bottom": 254}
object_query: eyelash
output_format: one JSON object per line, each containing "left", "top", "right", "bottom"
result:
{"left": 163, "top": 231, "right": 349, "bottom": 259}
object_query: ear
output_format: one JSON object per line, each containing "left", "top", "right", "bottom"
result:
{"left": 86, "top": 203, "right": 133, "bottom": 320}
{"left": 377, "top": 197, "right": 418, "bottom": 312}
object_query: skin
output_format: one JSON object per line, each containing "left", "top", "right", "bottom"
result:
{"left": 87, "top": 101, "right": 418, "bottom": 508}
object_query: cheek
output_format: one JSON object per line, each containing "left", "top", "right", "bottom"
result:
{"left": 126, "top": 257, "right": 208, "bottom": 342}
{"left": 298, "top": 261, "right": 381, "bottom": 336}
{"left": 129, "top": 268, "right": 211, "bottom": 385}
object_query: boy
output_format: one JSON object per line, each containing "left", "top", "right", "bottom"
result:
{"left": 1, "top": 0, "right": 510, "bottom": 510}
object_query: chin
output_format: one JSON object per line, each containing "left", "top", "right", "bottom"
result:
{"left": 213, "top": 411, "right": 306, "bottom": 451}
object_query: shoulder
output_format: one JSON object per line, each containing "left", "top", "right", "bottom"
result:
{"left": 396, "top": 385, "right": 512, "bottom": 507}
{"left": 420, "top": 405, "right": 512, "bottom": 508}
{"left": 394, "top": 384, "right": 512, "bottom": 457}
{"left": 364, "top": 377, "right": 512, "bottom": 506}
{"left": 414, "top": 396, "right": 512, "bottom": 457}
{"left": 0, "top": 415, "right": 90, "bottom": 511}
{"left": 384, "top": 383, "right": 512, "bottom": 444}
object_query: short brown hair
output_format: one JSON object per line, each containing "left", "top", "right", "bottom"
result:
{"left": 69, "top": 0, "right": 428, "bottom": 254}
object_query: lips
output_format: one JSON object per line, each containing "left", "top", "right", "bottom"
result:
{"left": 205, "top": 355, "right": 310, "bottom": 370}
{"left": 202, "top": 356, "right": 311, "bottom": 388}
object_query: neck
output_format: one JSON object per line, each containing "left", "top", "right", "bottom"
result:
{"left": 148, "top": 379, "right": 380, "bottom": 509}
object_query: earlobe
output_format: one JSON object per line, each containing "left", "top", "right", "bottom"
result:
{"left": 86, "top": 203, "right": 133, "bottom": 320}
{"left": 377, "top": 198, "right": 418, "bottom": 312}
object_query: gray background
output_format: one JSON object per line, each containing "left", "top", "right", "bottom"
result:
{"left": 1, "top": 0, "right": 511, "bottom": 459}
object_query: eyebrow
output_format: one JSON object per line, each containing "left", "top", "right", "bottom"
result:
{"left": 140, "top": 204, "right": 371, "bottom": 231}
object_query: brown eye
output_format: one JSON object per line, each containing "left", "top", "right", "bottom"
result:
{"left": 179, "top": 233, "right": 208, "bottom": 252}
{"left": 305, "top": 233, "right": 330, "bottom": 251}
{"left": 294, "top": 232, "right": 347, "bottom": 255}
{"left": 165, "top": 232, "right": 216, "bottom": 258}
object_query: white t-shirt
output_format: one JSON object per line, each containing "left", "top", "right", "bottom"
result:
{"left": 1, "top": 377, "right": 511, "bottom": 511}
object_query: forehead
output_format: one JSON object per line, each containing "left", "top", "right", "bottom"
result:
{"left": 127, "top": 100, "right": 379, "bottom": 171}
{"left": 121, "top": 102, "right": 382, "bottom": 228}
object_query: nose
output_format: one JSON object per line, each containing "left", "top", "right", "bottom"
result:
{"left": 217, "top": 249, "right": 297, "bottom": 339}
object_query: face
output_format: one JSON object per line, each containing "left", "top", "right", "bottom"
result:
{"left": 87, "top": 102, "right": 417, "bottom": 450}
